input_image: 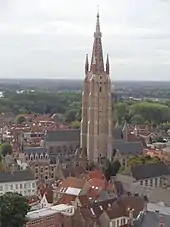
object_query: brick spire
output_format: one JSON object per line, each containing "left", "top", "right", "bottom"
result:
{"left": 90, "top": 10, "right": 104, "bottom": 74}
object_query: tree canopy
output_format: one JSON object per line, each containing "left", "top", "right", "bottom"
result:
{"left": 0, "top": 155, "right": 3, "bottom": 171}
{"left": 129, "top": 102, "right": 170, "bottom": 124}
{"left": 15, "top": 115, "right": 26, "bottom": 124}
{"left": 0, "top": 143, "right": 12, "bottom": 157}
{"left": 115, "top": 102, "right": 129, "bottom": 123}
{"left": 127, "top": 155, "right": 161, "bottom": 167}
{"left": 0, "top": 90, "right": 169, "bottom": 127}
{"left": 103, "top": 159, "right": 121, "bottom": 181}
{"left": 130, "top": 114, "right": 145, "bottom": 125}
{"left": 0, "top": 192, "right": 30, "bottom": 227}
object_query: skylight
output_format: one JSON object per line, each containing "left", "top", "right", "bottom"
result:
{"left": 90, "top": 208, "right": 95, "bottom": 216}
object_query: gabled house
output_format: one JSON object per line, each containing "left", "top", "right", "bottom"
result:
{"left": 131, "top": 162, "right": 170, "bottom": 188}
{"left": 99, "top": 195, "right": 146, "bottom": 227}
{"left": 53, "top": 177, "right": 90, "bottom": 203}
{"left": 116, "top": 162, "right": 170, "bottom": 199}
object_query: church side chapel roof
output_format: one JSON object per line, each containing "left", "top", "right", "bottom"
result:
{"left": 45, "top": 129, "right": 80, "bottom": 142}
{"left": 112, "top": 140, "right": 143, "bottom": 156}
{"left": 23, "top": 147, "right": 46, "bottom": 154}
{"left": 112, "top": 128, "right": 123, "bottom": 140}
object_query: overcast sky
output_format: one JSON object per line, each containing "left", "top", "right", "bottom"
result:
{"left": 0, "top": 0, "right": 170, "bottom": 80}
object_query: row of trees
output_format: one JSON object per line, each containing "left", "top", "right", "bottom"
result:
{"left": 0, "top": 90, "right": 81, "bottom": 117}
{"left": 115, "top": 101, "right": 170, "bottom": 125}
{"left": 1, "top": 90, "right": 170, "bottom": 127}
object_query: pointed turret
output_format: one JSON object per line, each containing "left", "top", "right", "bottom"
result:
{"left": 85, "top": 54, "right": 89, "bottom": 74}
{"left": 106, "top": 54, "right": 110, "bottom": 74}
{"left": 90, "top": 11, "right": 104, "bottom": 74}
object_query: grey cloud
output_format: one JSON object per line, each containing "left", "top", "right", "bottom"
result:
{"left": 0, "top": 0, "right": 170, "bottom": 80}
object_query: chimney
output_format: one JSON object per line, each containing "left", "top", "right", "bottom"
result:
{"left": 128, "top": 208, "right": 134, "bottom": 226}
{"left": 143, "top": 202, "right": 147, "bottom": 215}
{"left": 159, "top": 215, "right": 165, "bottom": 227}
{"left": 11, "top": 163, "right": 15, "bottom": 174}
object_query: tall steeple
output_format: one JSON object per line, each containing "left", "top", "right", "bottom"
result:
{"left": 80, "top": 11, "right": 113, "bottom": 164}
{"left": 90, "top": 10, "right": 104, "bottom": 74}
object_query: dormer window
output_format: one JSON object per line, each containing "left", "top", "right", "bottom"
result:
{"left": 45, "top": 154, "right": 48, "bottom": 159}
{"left": 25, "top": 154, "right": 28, "bottom": 160}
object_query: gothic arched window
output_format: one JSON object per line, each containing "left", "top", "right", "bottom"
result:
{"left": 49, "top": 146, "right": 54, "bottom": 155}
{"left": 57, "top": 146, "right": 61, "bottom": 152}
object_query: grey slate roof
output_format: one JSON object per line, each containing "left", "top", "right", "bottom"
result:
{"left": 112, "top": 128, "right": 123, "bottom": 140}
{"left": 149, "top": 188, "right": 170, "bottom": 207}
{"left": 131, "top": 162, "right": 170, "bottom": 180}
{"left": 0, "top": 169, "right": 35, "bottom": 183}
{"left": 23, "top": 147, "right": 46, "bottom": 154}
{"left": 121, "top": 181, "right": 152, "bottom": 197}
{"left": 113, "top": 141, "right": 143, "bottom": 156}
{"left": 45, "top": 129, "right": 80, "bottom": 142}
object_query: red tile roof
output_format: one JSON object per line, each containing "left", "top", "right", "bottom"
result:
{"left": 56, "top": 177, "right": 87, "bottom": 192}
{"left": 55, "top": 194, "right": 76, "bottom": 205}
{"left": 78, "top": 195, "right": 90, "bottom": 206}
{"left": 88, "top": 170, "right": 105, "bottom": 180}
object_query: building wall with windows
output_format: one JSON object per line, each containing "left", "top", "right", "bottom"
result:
{"left": 26, "top": 204, "right": 75, "bottom": 227}
{"left": 29, "top": 162, "right": 57, "bottom": 181}
{"left": 26, "top": 211, "right": 61, "bottom": 227}
{"left": 0, "top": 180, "right": 36, "bottom": 196}
{"left": 139, "top": 176, "right": 164, "bottom": 187}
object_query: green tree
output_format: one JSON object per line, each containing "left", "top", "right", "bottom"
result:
{"left": 129, "top": 102, "right": 170, "bottom": 124}
{"left": 16, "top": 115, "right": 26, "bottom": 124}
{"left": 130, "top": 114, "right": 145, "bottom": 125}
{"left": 0, "top": 143, "right": 12, "bottom": 156}
{"left": 0, "top": 155, "right": 3, "bottom": 170}
{"left": 103, "top": 159, "right": 121, "bottom": 181}
{"left": 0, "top": 192, "right": 30, "bottom": 227}
{"left": 127, "top": 155, "right": 161, "bottom": 167}
{"left": 64, "top": 109, "right": 78, "bottom": 122}
{"left": 71, "top": 121, "right": 81, "bottom": 129}
{"left": 160, "top": 122, "right": 170, "bottom": 132}
{"left": 115, "top": 102, "right": 129, "bottom": 123}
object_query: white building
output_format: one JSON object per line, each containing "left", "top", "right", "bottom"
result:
{"left": 0, "top": 169, "right": 36, "bottom": 196}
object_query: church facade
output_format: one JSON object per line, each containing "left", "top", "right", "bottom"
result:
{"left": 80, "top": 12, "right": 113, "bottom": 163}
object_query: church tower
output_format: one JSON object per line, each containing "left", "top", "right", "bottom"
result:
{"left": 80, "top": 12, "right": 113, "bottom": 163}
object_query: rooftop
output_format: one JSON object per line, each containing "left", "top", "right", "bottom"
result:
{"left": 26, "top": 204, "right": 74, "bottom": 220}
{"left": 65, "top": 187, "right": 81, "bottom": 196}
{"left": 45, "top": 129, "right": 80, "bottom": 142}
{"left": 0, "top": 169, "right": 35, "bottom": 183}
{"left": 131, "top": 162, "right": 170, "bottom": 180}
{"left": 26, "top": 208, "right": 58, "bottom": 220}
